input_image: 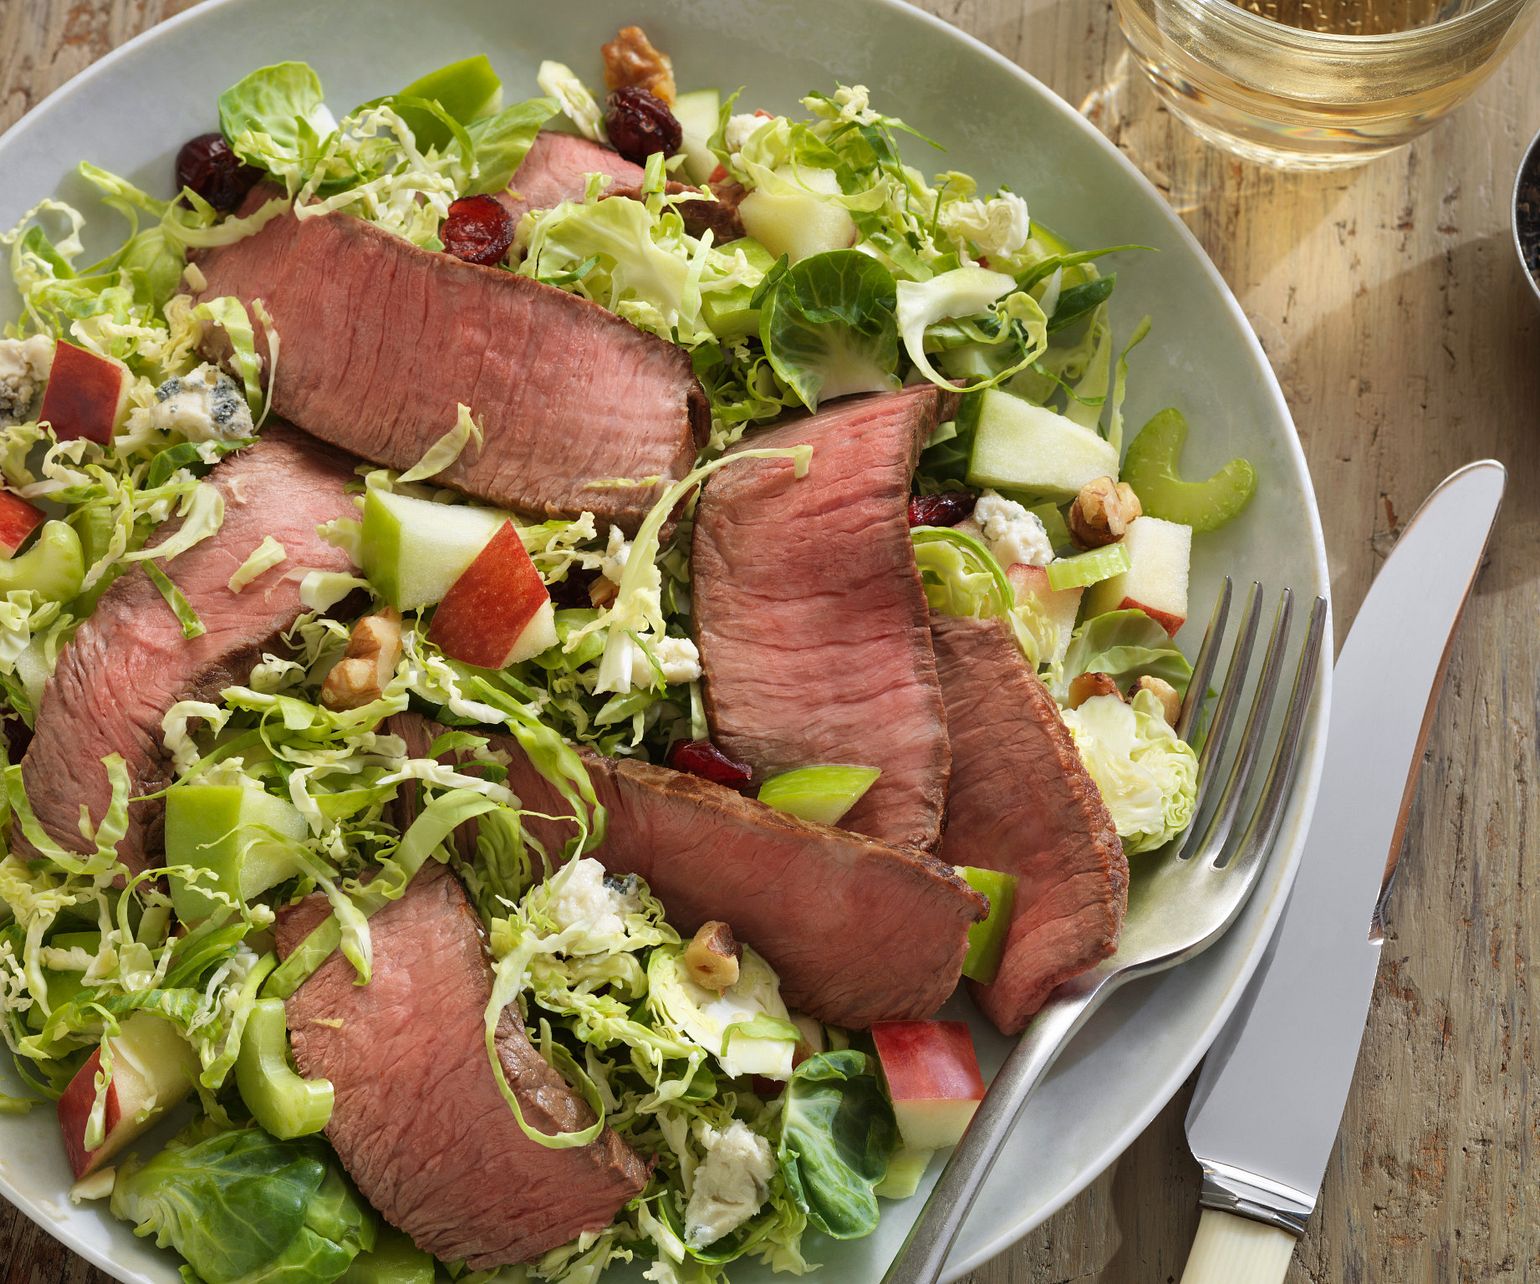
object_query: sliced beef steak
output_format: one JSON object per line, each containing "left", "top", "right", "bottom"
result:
{"left": 192, "top": 202, "right": 708, "bottom": 533}
{"left": 930, "top": 615, "right": 1129, "bottom": 1035}
{"left": 499, "top": 132, "right": 643, "bottom": 221}
{"left": 392, "top": 713, "right": 984, "bottom": 1028}
{"left": 501, "top": 131, "right": 745, "bottom": 241}
{"left": 691, "top": 386, "right": 951, "bottom": 850}
{"left": 277, "top": 862, "right": 647, "bottom": 1266}
{"left": 19, "top": 427, "right": 355, "bottom": 874}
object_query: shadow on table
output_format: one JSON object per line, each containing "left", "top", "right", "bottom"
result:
{"left": 1292, "top": 228, "right": 1540, "bottom": 619}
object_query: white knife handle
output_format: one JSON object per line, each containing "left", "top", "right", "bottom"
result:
{"left": 1180, "top": 1209, "right": 1297, "bottom": 1284}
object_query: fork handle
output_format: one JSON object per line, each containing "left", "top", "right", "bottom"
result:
{"left": 881, "top": 979, "right": 1110, "bottom": 1284}
{"left": 1180, "top": 1210, "right": 1297, "bottom": 1284}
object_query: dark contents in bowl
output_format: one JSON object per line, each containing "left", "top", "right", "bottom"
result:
{"left": 1519, "top": 145, "right": 1540, "bottom": 281}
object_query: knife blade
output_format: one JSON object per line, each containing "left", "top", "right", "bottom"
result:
{"left": 1179, "top": 459, "right": 1506, "bottom": 1284}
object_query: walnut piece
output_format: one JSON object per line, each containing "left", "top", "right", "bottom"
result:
{"left": 684, "top": 920, "right": 741, "bottom": 991}
{"left": 320, "top": 609, "right": 403, "bottom": 711}
{"left": 1068, "top": 476, "right": 1143, "bottom": 548}
{"left": 1067, "top": 671, "right": 1124, "bottom": 710}
{"left": 1132, "top": 674, "right": 1182, "bottom": 724}
{"left": 601, "top": 25, "right": 676, "bottom": 105}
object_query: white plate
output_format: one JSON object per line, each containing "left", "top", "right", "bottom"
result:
{"left": 0, "top": 1, "right": 1332, "bottom": 1279}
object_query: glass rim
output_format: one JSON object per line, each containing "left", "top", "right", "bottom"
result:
{"left": 1171, "top": 0, "right": 1534, "bottom": 48}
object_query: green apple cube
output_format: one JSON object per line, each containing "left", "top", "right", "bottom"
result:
{"left": 738, "top": 168, "right": 857, "bottom": 263}
{"left": 56, "top": 1010, "right": 197, "bottom": 1177}
{"left": 673, "top": 88, "right": 721, "bottom": 185}
{"left": 964, "top": 391, "right": 1120, "bottom": 500}
{"left": 874, "top": 1146, "right": 935, "bottom": 1200}
{"left": 1083, "top": 515, "right": 1193, "bottom": 637}
{"left": 0, "top": 520, "right": 84, "bottom": 602}
{"left": 1007, "top": 564, "right": 1083, "bottom": 668}
{"left": 235, "top": 998, "right": 333, "bottom": 1139}
{"left": 757, "top": 764, "right": 881, "bottom": 826}
{"left": 956, "top": 866, "right": 1017, "bottom": 984}
{"left": 360, "top": 487, "right": 508, "bottom": 610}
{"left": 166, "top": 784, "right": 309, "bottom": 921}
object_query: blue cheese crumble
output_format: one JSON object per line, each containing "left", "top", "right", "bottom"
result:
{"left": 965, "top": 489, "right": 1054, "bottom": 569}
{"left": 150, "top": 363, "right": 254, "bottom": 442}
{"left": 0, "top": 336, "right": 53, "bottom": 426}
{"left": 684, "top": 1119, "right": 776, "bottom": 1249}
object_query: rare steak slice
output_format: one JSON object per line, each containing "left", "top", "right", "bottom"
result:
{"left": 501, "top": 131, "right": 744, "bottom": 240}
{"left": 691, "top": 386, "right": 951, "bottom": 850}
{"left": 499, "top": 132, "right": 644, "bottom": 221}
{"left": 931, "top": 615, "right": 1129, "bottom": 1035}
{"left": 277, "top": 862, "right": 647, "bottom": 1266}
{"left": 390, "top": 713, "right": 983, "bottom": 1027}
{"left": 19, "top": 427, "right": 356, "bottom": 873}
{"left": 191, "top": 200, "right": 708, "bottom": 533}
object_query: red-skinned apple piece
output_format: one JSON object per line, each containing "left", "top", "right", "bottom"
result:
{"left": 1083, "top": 515, "right": 1192, "bottom": 637}
{"left": 37, "top": 342, "right": 131, "bottom": 445}
{"left": 427, "top": 521, "right": 557, "bottom": 669}
{"left": 56, "top": 1012, "right": 198, "bottom": 1178}
{"left": 0, "top": 490, "right": 45, "bottom": 559}
{"left": 1138, "top": 605, "right": 1185, "bottom": 637}
{"left": 871, "top": 1019, "right": 986, "bottom": 1151}
{"left": 1007, "top": 563, "right": 1083, "bottom": 666}
{"left": 57, "top": 1048, "right": 119, "bottom": 1178}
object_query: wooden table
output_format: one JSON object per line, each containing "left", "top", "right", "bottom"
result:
{"left": 3, "top": 1, "right": 1537, "bottom": 1280}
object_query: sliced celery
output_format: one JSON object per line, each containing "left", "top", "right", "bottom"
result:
{"left": 1123, "top": 408, "right": 1257, "bottom": 532}
{"left": 234, "top": 998, "right": 333, "bottom": 1139}
{"left": 1046, "top": 542, "right": 1130, "bottom": 592}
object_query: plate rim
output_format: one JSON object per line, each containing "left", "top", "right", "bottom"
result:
{"left": 0, "top": 1, "right": 1334, "bottom": 1279}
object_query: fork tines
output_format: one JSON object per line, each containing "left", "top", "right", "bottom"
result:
{"left": 1175, "top": 579, "right": 1329, "bottom": 869}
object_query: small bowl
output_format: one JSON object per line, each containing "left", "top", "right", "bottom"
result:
{"left": 1516, "top": 126, "right": 1540, "bottom": 308}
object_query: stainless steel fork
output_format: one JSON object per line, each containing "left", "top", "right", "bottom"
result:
{"left": 882, "top": 579, "right": 1330, "bottom": 1284}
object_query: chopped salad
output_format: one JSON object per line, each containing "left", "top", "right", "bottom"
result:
{"left": 0, "top": 27, "right": 1256, "bottom": 1284}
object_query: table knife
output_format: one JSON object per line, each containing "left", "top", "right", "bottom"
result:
{"left": 1179, "top": 458, "right": 1506, "bottom": 1283}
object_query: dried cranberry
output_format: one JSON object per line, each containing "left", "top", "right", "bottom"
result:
{"left": 3, "top": 714, "right": 32, "bottom": 764}
{"left": 440, "top": 194, "right": 516, "bottom": 266}
{"left": 667, "top": 739, "right": 753, "bottom": 789}
{"left": 605, "top": 87, "right": 682, "bottom": 165}
{"left": 908, "top": 490, "right": 978, "bottom": 528}
{"left": 175, "top": 132, "right": 262, "bottom": 213}
{"left": 548, "top": 569, "right": 598, "bottom": 608}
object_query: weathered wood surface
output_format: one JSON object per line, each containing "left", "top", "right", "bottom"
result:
{"left": 3, "top": 0, "right": 1537, "bottom": 1281}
